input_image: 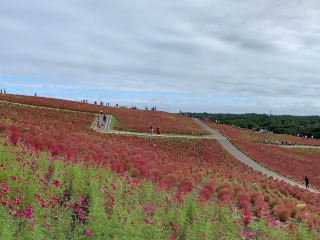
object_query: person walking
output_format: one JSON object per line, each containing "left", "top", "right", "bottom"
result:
{"left": 103, "top": 114, "right": 107, "bottom": 126}
{"left": 305, "top": 175, "right": 309, "bottom": 189}
{"left": 156, "top": 127, "right": 160, "bottom": 135}
{"left": 97, "top": 116, "right": 100, "bottom": 128}
{"left": 150, "top": 125, "right": 153, "bottom": 135}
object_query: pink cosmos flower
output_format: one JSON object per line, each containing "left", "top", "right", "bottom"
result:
{"left": 150, "top": 205, "right": 156, "bottom": 211}
{"left": 86, "top": 230, "right": 92, "bottom": 236}
{"left": 53, "top": 180, "right": 60, "bottom": 187}
{"left": 2, "top": 185, "right": 8, "bottom": 190}
{"left": 80, "top": 216, "right": 86, "bottom": 220}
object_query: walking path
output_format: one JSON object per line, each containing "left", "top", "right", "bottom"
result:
{"left": 280, "top": 145, "right": 320, "bottom": 149}
{"left": 1, "top": 99, "right": 318, "bottom": 193}
{"left": 92, "top": 114, "right": 214, "bottom": 139}
{"left": 90, "top": 113, "right": 319, "bottom": 193}
{"left": 192, "top": 118, "right": 320, "bottom": 193}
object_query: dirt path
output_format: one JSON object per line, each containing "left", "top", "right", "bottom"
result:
{"left": 191, "top": 118, "right": 320, "bottom": 193}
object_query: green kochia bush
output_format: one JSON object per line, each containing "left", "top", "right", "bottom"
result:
{"left": 0, "top": 138, "right": 318, "bottom": 239}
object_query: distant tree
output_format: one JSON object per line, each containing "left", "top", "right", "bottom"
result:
{"left": 185, "top": 112, "right": 320, "bottom": 139}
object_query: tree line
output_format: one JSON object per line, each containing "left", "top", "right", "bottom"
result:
{"left": 182, "top": 112, "right": 320, "bottom": 139}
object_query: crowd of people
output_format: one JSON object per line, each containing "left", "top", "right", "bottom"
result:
{"left": 0, "top": 88, "right": 6, "bottom": 94}
{"left": 78, "top": 98, "right": 159, "bottom": 112}
{"left": 264, "top": 138, "right": 299, "bottom": 146}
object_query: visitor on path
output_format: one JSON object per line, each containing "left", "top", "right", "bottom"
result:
{"left": 157, "top": 127, "right": 160, "bottom": 135}
{"left": 275, "top": 140, "right": 278, "bottom": 145}
{"left": 3, "top": 88, "right": 6, "bottom": 94}
{"left": 305, "top": 175, "right": 309, "bottom": 189}
{"left": 150, "top": 125, "right": 153, "bottom": 135}
{"left": 103, "top": 114, "right": 107, "bottom": 123}
{"left": 264, "top": 138, "right": 267, "bottom": 144}
{"left": 97, "top": 117, "right": 100, "bottom": 128}
{"left": 0, "top": 89, "right": 2, "bottom": 94}
{"left": 100, "top": 110, "right": 103, "bottom": 115}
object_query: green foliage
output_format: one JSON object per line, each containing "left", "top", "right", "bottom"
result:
{"left": 1, "top": 138, "right": 319, "bottom": 239}
{"left": 185, "top": 112, "right": 320, "bottom": 138}
{"left": 109, "top": 115, "right": 116, "bottom": 130}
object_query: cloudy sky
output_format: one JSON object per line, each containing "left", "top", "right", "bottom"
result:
{"left": 1, "top": 0, "right": 320, "bottom": 115}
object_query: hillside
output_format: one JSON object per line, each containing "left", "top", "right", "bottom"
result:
{"left": 0, "top": 94, "right": 320, "bottom": 239}
{"left": 0, "top": 94, "right": 210, "bottom": 135}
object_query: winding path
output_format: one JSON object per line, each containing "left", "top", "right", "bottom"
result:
{"left": 191, "top": 118, "right": 320, "bottom": 193}
{"left": 92, "top": 114, "right": 319, "bottom": 193}
{"left": 1, "top": 99, "right": 319, "bottom": 193}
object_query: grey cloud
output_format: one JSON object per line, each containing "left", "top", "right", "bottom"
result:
{"left": 1, "top": 0, "right": 320, "bottom": 114}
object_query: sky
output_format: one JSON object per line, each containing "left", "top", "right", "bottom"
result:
{"left": 1, "top": 0, "right": 320, "bottom": 115}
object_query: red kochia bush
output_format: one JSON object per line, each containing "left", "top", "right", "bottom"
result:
{"left": 253, "top": 200, "right": 269, "bottom": 218}
{"left": 237, "top": 190, "right": 250, "bottom": 203}
{"left": 269, "top": 198, "right": 282, "bottom": 208}
{"left": 200, "top": 185, "right": 216, "bottom": 199}
{"left": 157, "top": 178, "right": 174, "bottom": 191}
{"left": 233, "top": 183, "right": 245, "bottom": 194}
{"left": 249, "top": 190, "right": 264, "bottom": 204}
{"left": 0, "top": 122, "right": 7, "bottom": 132}
{"left": 199, "top": 178, "right": 217, "bottom": 200}
{"left": 177, "top": 182, "right": 192, "bottom": 195}
{"left": 190, "top": 173, "right": 202, "bottom": 185}
{"left": 10, "top": 130, "right": 19, "bottom": 145}
{"left": 238, "top": 200, "right": 250, "bottom": 209}
{"left": 217, "top": 185, "right": 234, "bottom": 202}
{"left": 273, "top": 205, "right": 291, "bottom": 221}
{"left": 242, "top": 208, "right": 251, "bottom": 226}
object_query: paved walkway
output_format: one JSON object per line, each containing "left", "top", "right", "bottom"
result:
{"left": 192, "top": 118, "right": 320, "bottom": 193}
{"left": 91, "top": 114, "right": 214, "bottom": 139}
